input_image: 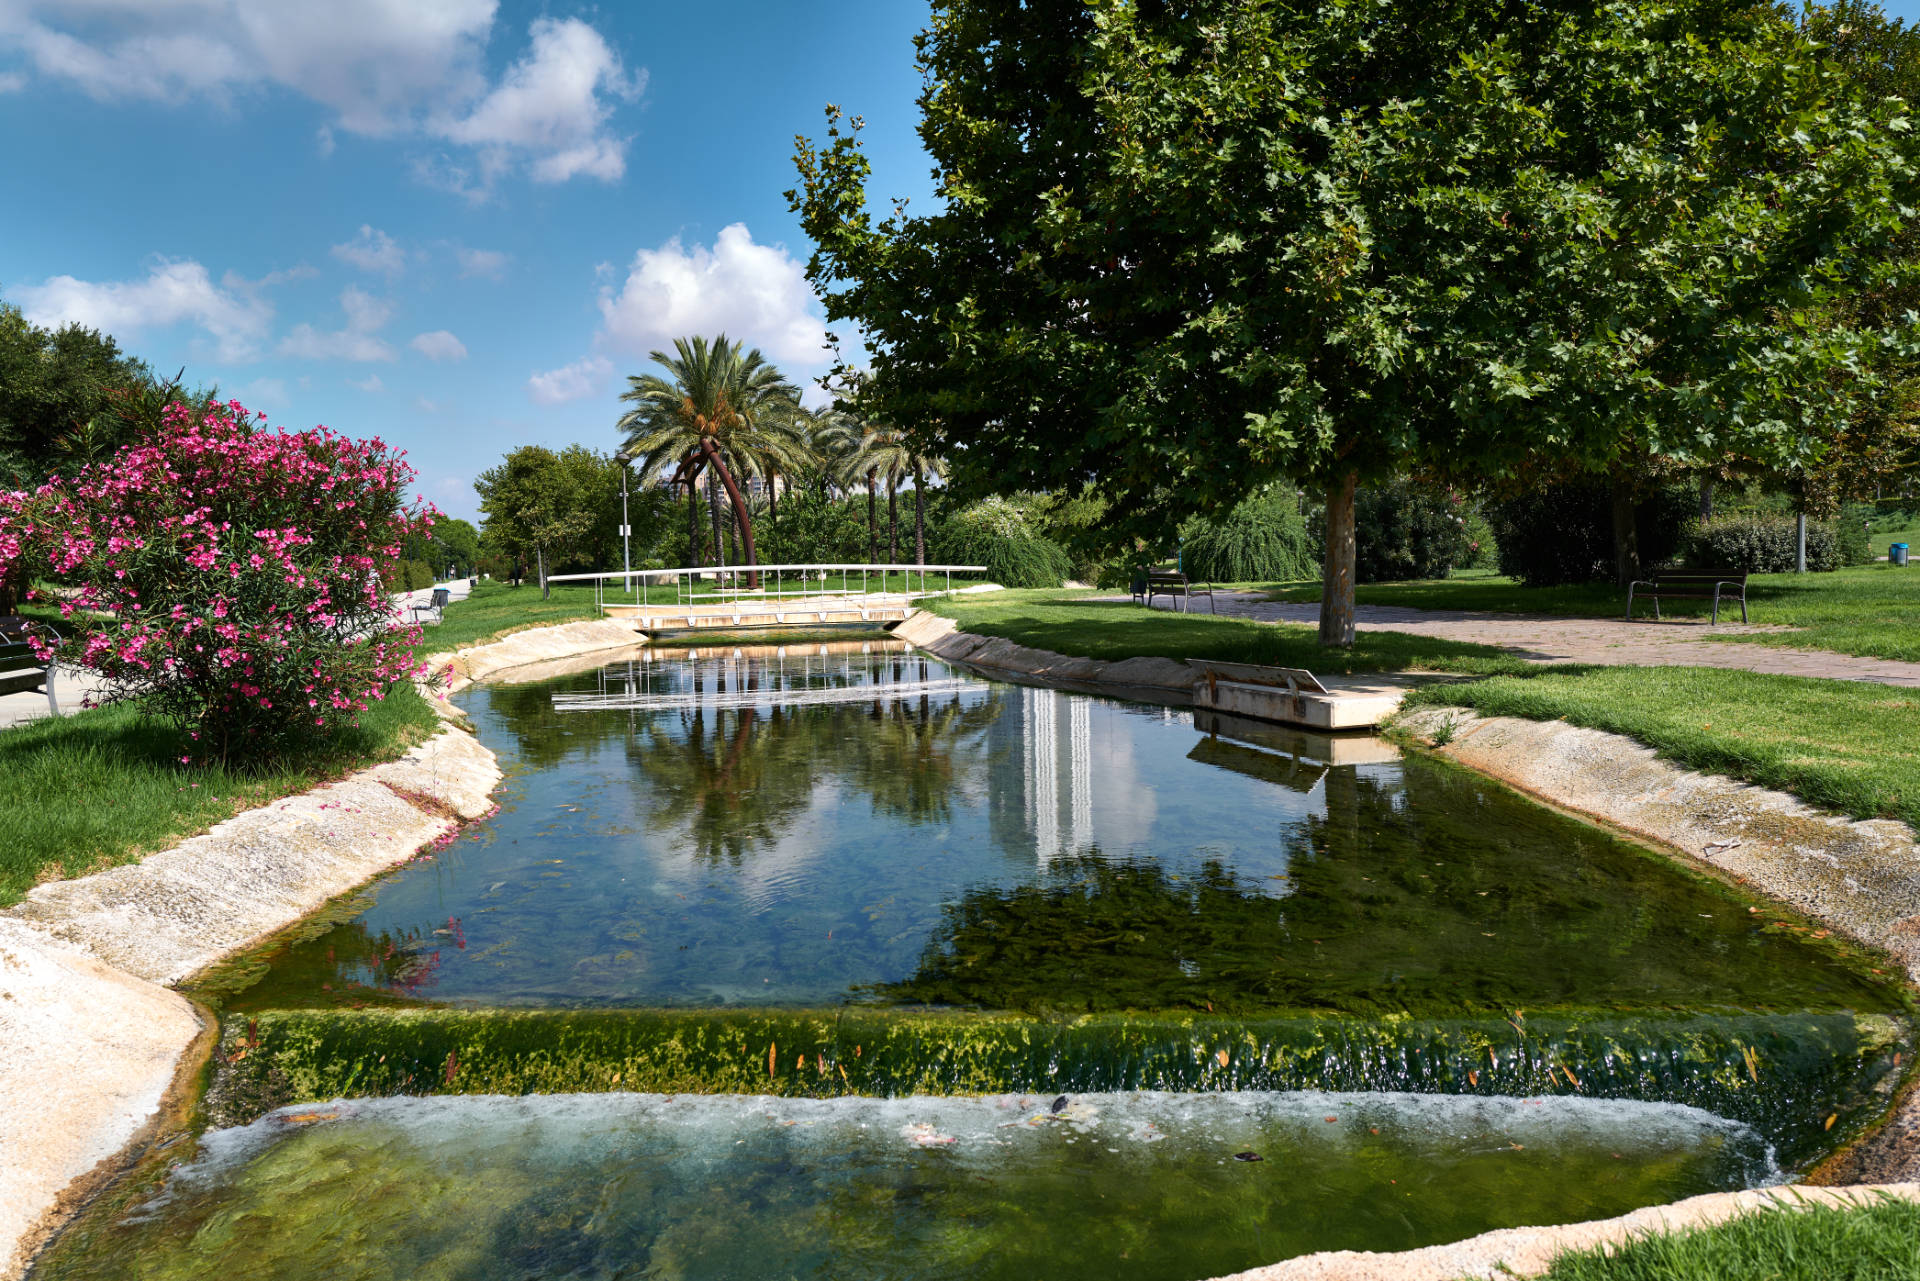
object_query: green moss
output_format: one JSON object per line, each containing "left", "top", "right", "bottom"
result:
{"left": 209, "top": 1006, "right": 1907, "bottom": 1168}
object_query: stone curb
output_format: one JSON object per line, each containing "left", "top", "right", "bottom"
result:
{"left": 893, "top": 609, "right": 1198, "bottom": 696}
{"left": 1210, "top": 1183, "right": 1920, "bottom": 1281}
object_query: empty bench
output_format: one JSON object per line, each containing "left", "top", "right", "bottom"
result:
{"left": 0, "top": 618, "right": 61, "bottom": 715}
{"left": 410, "top": 587, "right": 451, "bottom": 625}
{"left": 1626, "top": 571, "right": 1749, "bottom": 624}
{"left": 1132, "top": 569, "right": 1217, "bottom": 614}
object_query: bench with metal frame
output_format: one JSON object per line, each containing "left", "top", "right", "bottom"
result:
{"left": 410, "top": 586, "right": 451, "bottom": 625}
{"left": 1625, "top": 570, "right": 1750, "bottom": 624}
{"left": 1131, "top": 567, "right": 1217, "bottom": 614}
{"left": 0, "top": 618, "right": 61, "bottom": 715}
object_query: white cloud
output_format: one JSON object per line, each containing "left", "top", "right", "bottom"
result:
{"left": 414, "top": 394, "right": 445, "bottom": 414}
{"left": 241, "top": 376, "right": 289, "bottom": 410}
{"left": 598, "top": 225, "right": 828, "bottom": 366}
{"left": 16, "top": 257, "right": 273, "bottom": 361}
{"left": 315, "top": 124, "right": 335, "bottom": 156}
{"left": 0, "top": 72, "right": 25, "bottom": 94}
{"left": 1, "top": 5, "right": 642, "bottom": 191}
{"left": 456, "top": 246, "right": 508, "bottom": 279}
{"left": 409, "top": 329, "right": 467, "bottom": 361}
{"left": 348, "top": 373, "right": 384, "bottom": 392}
{"left": 331, "top": 224, "right": 403, "bottom": 276}
{"left": 528, "top": 355, "right": 612, "bottom": 405}
{"left": 278, "top": 285, "right": 396, "bottom": 361}
{"left": 436, "top": 18, "right": 640, "bottom": 185}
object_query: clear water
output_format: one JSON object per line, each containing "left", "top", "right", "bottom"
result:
{"left": 37, "top": 1091, "right": 1775, "bottom": 1281}
{"left": 45, "top": 644, "right": 1906, "bottom": 1281}
{"left": 221, "top": 645, "right": 1899, "bottom": 1019}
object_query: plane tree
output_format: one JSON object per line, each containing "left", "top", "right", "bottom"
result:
{"left": 791, "top": 0, "right": 1918, "bottom": 642}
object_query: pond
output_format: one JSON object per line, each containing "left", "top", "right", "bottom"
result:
{"left": 35, "top": 642, "right": 1912, "bottom": 1281}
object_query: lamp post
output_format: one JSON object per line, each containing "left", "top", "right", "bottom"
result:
{"left": 618, "top": 452, "right": 634, "bottom": 598}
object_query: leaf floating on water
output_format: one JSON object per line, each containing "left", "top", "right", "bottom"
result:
{"left": 1215, "top": 1049, "right": 1230, "bottom": 1067}
{"left": 1509, "top": 1142, "right": 1525, "bottom": 1151}
{"left": 1233, "top": 1151, "right": 1263, "bottom": 1162}
{"left": 1051, "top": 1095, "right": 1069, "bottom": 1114}
{"left": 280, "top": 1111, "right": 339, "bottom": 1126}
{"left": 1324, "top": 1116, "right": 1338, "bottom": 1123}
{"left": 1468, "top": 1070, "right": 1479, "bottom": 1087}
{"left": 768, "top": 1042, "right": 777, "bottom": 1078}
{"left": 1826, "top": 1114, "right": 1838, "bottom": 1130}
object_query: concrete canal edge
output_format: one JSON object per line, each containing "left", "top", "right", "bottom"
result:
{"left": 5, "top": 611, "right": 1919, "bottom": 1279}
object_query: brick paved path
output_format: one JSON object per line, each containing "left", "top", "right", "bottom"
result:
{"left": 1148, "top": 592, "right": 1920, "bottom": 688}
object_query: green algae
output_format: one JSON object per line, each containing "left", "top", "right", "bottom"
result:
{"left": 205, "top": 1005, "right": 1907, "bottom": 1168}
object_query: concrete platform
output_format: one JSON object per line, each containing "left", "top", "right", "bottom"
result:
{"left": 1188, "top": 659, "right": 1411, "bottom": 730}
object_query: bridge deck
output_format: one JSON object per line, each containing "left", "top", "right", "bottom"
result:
{"left": 604, "top": 594, "right": 917, "bottom": 633}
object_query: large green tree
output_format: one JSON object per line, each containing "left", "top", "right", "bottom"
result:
{"left": 792, "top": 0, "right": 1918, "bottom": 642}
{"left": 0, "top": 300, "right": 156, "bottom": 484}
{"left": 475, "top": 445, "right": 622, "bottom": 596}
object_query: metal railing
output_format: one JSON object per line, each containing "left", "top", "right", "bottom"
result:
{"left": 544, "top": 563, "right": 991, "bottom": 611}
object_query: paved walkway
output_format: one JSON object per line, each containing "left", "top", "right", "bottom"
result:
{"left": 1142, "top": 592, "right": 1920, "bottom": 688}
{"left": 0, "top": 580, "right": 478, "bottom": 731}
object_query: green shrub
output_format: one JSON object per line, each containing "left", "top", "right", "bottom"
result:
{"left": 933, "top": 497, "right": 1073, "bottom": 588}
{"left": 1689, "top": 516, "right": 1838, "bottom": 573}
{"left": 758, "top": 491, "right": 871, "bottom": 564}
{"left": 1180, "top": 490, "right": 1315, "bottom": 583}
{"left": 1353, "top": 480, "right": 1473, "bottom": 583}
{"left": 1836, "top": 504, "right": 1876, "bottom": 567}
{"left": 1460, "top": 506, "right": 1499, "bottom": 569}
{"left": 1488, "top": 481, "right": 1696, "bottom": 586}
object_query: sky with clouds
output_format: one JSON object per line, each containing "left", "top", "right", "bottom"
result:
{"left": 0, "top": 0, "right": 934, "bottom": 522}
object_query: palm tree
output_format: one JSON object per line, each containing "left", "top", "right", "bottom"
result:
{"left": 616, "top": 336, "right": 801, "bottom": 587}
{"left": 839, "top": 421, "right": 944, "bottom": 566}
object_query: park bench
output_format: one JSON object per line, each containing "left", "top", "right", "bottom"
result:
{"left": 0, "top": 618, "right": 61, "bottom": 714}
{"left": 1625, "top": 570, "right": 1749, "bottom": 624}
{"left": 410, "top": 587, "right": 451, "bottom": 625}
{"left": 1131, "top": 568, "right": 1217, "bottom": 614}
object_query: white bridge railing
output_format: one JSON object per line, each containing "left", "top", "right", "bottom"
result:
{"left": 544, "top": 563, "right": 990, "bottom": 610}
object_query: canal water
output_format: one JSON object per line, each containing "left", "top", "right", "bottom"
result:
{"left": 33, "top": 643, "right": 1911, "bottom": 1281}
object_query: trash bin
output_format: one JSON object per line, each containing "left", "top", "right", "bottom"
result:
{"left": 1894, "top": 543, "right": 1910, "bottom": 567}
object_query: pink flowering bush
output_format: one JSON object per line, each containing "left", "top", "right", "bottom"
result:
{"left": 0, "top": 399, "right": 434, "bottom": 761}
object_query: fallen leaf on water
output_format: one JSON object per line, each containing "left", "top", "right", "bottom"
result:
{"left": 1233, "top": 1151, "right": 1263, "bottom": 1162}
{"left": 1323, "top": 1116, "right": 1338, "bottom": 1123}
{"left": 1215, "top": 1049, "right": 1230, "bottom": 1067}
{"left": 1510, "top": 1143, "right": 1525, "bottom": 1151}
{"left": 1826, "top": 1114, "right": 1838, "bottom": 1130}
{"left": 1468, "top": 1070, "right": 1479, "bottom": 1086}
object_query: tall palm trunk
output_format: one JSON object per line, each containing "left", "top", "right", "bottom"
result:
{"left": 913, "top": 466, "right": 926, "bottom": 566}
{"left": 887, "top": 475, "right": 899, "bottom": 564}
{"left": 702, "top": 441, "right": 760, "bottom": 588}
{"left": 867, "top": 469, "right": 879, "bottom": 563}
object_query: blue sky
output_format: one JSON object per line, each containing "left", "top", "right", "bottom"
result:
{"left": 5, "top": 2, "right": 1920, "bottom": 524}
{"left": 0, "top": 1, "right": 935, "bottom": 522}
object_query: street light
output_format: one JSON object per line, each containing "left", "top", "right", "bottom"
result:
{"left": 617, "top": 449, "right": 634, "bottom": 598}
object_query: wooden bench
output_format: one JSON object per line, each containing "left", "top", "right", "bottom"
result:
{"left": 1131, "top": 568, "right": 1216, "bottom": 614}
{"left": 0, "top": 618, "right": 61, "bottom": 715}
{"left": 1626, "top": 570, "right": 1749, "bottom": 624}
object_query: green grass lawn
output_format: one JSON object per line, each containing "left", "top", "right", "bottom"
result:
{"left": 1537, "top": 1196, "right": 1920, "bottom": 1280}
{"left": 926, "top": 589, "right": 1530, "bottom": 676}
{"left": 1403, "top": 665, "right": 1920, "bottom": 829}
{"left": 1262, "top": 563, "right": 1920, "bottom": 662}
{"left": 0, "top": 682, "right": 441, "bottom": 906}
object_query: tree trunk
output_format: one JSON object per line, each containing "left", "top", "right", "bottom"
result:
{"left": 769, "top": 470, "right": 778, "bottom": 536}
{"left": 702, "top": 442, "right": 760, "bottom": 589}
{"left": 867, "top": 470, "right": 878, "bottom": 563}
{"left": 1698, "top": 476, "right": 1715, "bottom": 527}
{"left": 537, "top": 544, "right": 549, "bottom": 600}
{"left": 888, "top": 476, "right": 899, "bottom": 564}
{"left": 914, "top": 469, "right": 926, "bottom": 566}
{"left": 686, "top": 472, "right": 701, "bottom": 569}
{"left": 1610, "top": 481, "right": 1640, "bottom": 587}
{"left": 1318, "top": 472, "right": 1358, "bottom": 647}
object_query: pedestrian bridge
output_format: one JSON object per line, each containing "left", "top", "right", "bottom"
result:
{"left": 544, "top": 563, "right": 991, "bottom": 636}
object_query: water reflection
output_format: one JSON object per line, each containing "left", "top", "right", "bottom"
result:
{"left": 217, "top": 650, "right": 1902, "bottom": 1018}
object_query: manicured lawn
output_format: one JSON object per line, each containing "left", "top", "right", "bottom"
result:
{"left": 1538, "top": 1197, "right": 1920, "bottom": 1280}
{"left": 926, "top": 589, "right": 1530, "bottom": 676}
{"left": 0, "top": 682, "right": 441, "bottom": 906}
{"left": 1403, "top": 665, "right": 1920, "bottom": 829}
{"left": 1263, "top": 564, "right": 1920, "bottom": 662}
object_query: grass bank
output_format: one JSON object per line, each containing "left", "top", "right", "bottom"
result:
{"left": 926, "top": 589, "right": 1528, "bottom": 676}
{"left": 421, "top": 580, "right": 604, "bottom": 651}
{"left": 1263, "top": 564, "right": 1920, "bottom": 662}
{"left": 0, "top": 681, "right": 440, "bottom": 906}
{"left": 1403, "top": 666, "right": 1920, "bottom": 829}
{"left": 1539, "top": 1196, "right": 1920, "bottom": 1280}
